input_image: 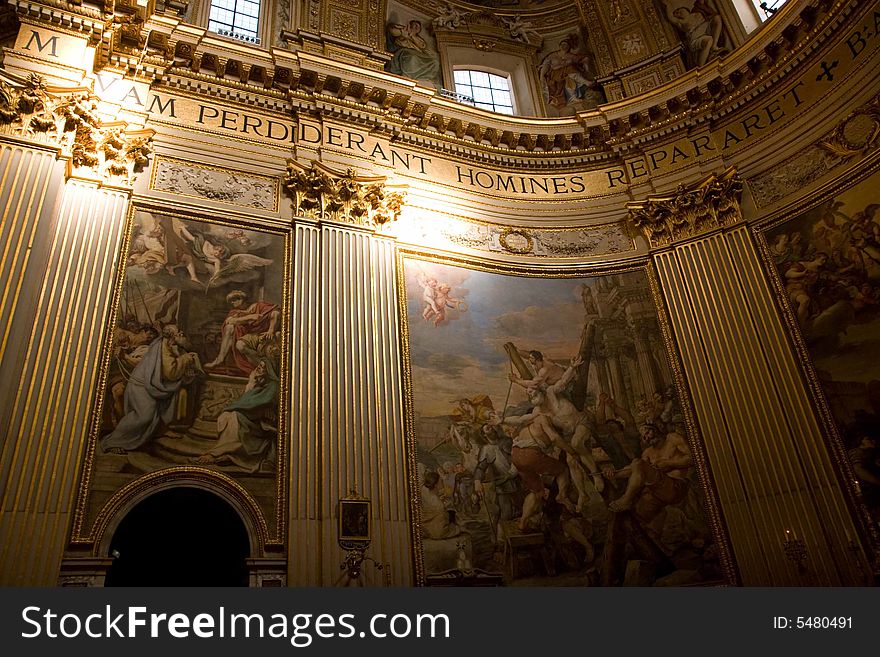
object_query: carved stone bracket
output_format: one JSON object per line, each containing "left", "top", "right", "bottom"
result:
{"left": 627, "top": 168, "right": 743, "bottom": 248}
{"left": 0, "top": 70, "right": 154, "bottom": 186}
{"left": 283, "top": 160, "right": 405, "bottom": 229}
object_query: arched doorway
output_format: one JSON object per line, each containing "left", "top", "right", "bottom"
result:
{"left": 104, "top": 487, "right": 250, "bottom": 586}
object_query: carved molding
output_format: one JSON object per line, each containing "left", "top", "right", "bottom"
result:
{"left": 151, "top": 156, "right": 279, "bottom": 210}
{"left": 283, "top": 160, "right": 406, "bottom": 228}
{"left": 750, "top": 93, "right": 880, "bottom": 208}
{"left": 0, "top": 71, "right": 154, "bottom": 186}
{"left": 627, "top": 168, "right": 743, "bottom": 248}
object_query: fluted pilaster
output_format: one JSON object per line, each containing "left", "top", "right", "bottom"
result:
{"left": 0, "top": 180, "right": 129, "bottom": 585}
{"left": 288, "top": 220, "right": 409, "bottom": 586}
{"left": 0, "top": 143, "right": 64, "bottom": 425}
{"left": 654, "top": 228, "right": 865, "bottom": 585}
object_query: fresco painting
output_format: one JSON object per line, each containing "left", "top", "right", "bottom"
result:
{"left": 384, "top": 3, "right": 443, "bottom": 90}
{"left": 86, "top": 209, "right": 286, "bottom": 530}
{"left": 767, "top": 170, "right": 880, "bottom": 528}
{"left": 537, "top": 30, "right": 605, "bottom": 117}
{"left": 404, "top": 259, "right": 722, "bottom": 585}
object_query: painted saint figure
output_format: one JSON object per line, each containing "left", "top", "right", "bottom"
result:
{"left": 664, "top": 0, "right": 725, "bottom": 68}
{"left": 100, "top": 324, "right": 203, "bottom": 454}
{"left": 538, "top": 34, "right": 603, "bottom": 114}
{"left": 384, "top": 19, "right": 443, "bottom": 90}
{"left": 195, "top": 358, "right": 278, "bottom": 472}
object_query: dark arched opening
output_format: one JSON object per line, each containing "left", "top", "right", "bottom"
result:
{"left": 104, "top": 487, "right": 250, "bottom": 586}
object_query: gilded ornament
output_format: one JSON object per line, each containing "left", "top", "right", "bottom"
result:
{"left": 283, "top": 160, "right": 406, "bottom": 229}
{"left": 627, "top": 168, "right": 743, "bottom": 247}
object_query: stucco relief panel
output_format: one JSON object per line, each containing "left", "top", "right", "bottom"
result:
{"left": 150, "top": 156, "right": 280, "bottom": 212}
{"left": 399, "top": 214, "right": 634, "bottom": 258}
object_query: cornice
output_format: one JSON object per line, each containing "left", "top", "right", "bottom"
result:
{"left": 10, "top": 0, "right": 876, "bottom": 171}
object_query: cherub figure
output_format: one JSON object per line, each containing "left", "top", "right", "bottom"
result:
{"left": 504, "top": 16, "right": 543, "bottom": 46}
{"left": 417, "top": 272, "right": 466, "bottom": 327}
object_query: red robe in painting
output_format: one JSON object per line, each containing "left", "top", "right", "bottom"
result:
{"left": 221, "top": 301, "right": 279, "bottom": 375}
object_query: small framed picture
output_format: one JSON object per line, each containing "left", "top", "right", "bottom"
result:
{"left": 338, "top": 498, "right": 372, "bottom": 545}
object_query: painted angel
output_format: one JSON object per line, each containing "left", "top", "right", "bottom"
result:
{"left": 416, "top": 272, "right": 466, "bottom": 327}
{"left": 205, "top": 252, "right": 274, "bottom": 291}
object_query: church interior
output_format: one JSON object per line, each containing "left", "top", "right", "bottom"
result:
{"left": 0, "top": 0, "right": 878, "bottom": 587}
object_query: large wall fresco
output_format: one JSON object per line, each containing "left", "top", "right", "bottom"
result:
{"left": 402, "top": 258, "right": 722, "bottom": 586}
{"left": 82, "top": 209, "right": 287, "bottom": 535}
{"left": 766, "top": 169, "right": 880, "bottom": 527}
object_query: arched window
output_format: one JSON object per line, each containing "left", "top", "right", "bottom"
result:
{"left": 453, "top": 70, "right": 515, "bottom": 115}
{"left": 208, "top": 0, "right": 261, "bottom": 44}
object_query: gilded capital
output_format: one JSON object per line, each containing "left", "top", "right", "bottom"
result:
{"left": 0, "top": 71, "right": 154, "bottom": 186}
{"left": 627, "top": 168, "right": 743, "bottom": 248}
{"left": 283, "top": 160, "right": 406, "bottom": 229}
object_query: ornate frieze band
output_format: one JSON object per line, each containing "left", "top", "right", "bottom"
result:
{"left": 283, "top": 160, "right": 406, "bottom": 229}
{"left": 749, "top": 93, "right": 880, "bottom": 208}
{"left": 398, "top": 213, "right": 634, "bottom": 258}
{"left": 627, "top": 168, "right": 743, "bottom": 248}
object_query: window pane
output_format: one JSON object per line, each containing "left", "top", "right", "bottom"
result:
{"left": 208, "top": 0, "right": 261, "bottom": 40}
{"left": 489, "top": 76, "right": 509, "bottom": 91}
{"left": 470, "top": 71, "right": 490, "bottom": 87}
{"left": 492, "top": 90, "right": 511, "bottom": 106}
{"left": 452, "top": 70, "right": 515, "bottom": 114}
{"left": 478, "top": 87, "right": 498, "bottom": 103}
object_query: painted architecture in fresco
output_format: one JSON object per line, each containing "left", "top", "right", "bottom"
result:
{"left": 85, "top": 210, "right": 286, "bottom": 531}
{"left": 767, "top": 170, "right": 880, "bottom": 526}
{"left": 404, "top": 260, "right": 721, "bottom": 586}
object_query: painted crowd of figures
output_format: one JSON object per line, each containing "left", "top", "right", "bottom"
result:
{"left": 770, "top": 196, "right": 880, "bottom": 525}
{"left": 408, "top": 266, "right": 719, "bottom": 586}
{"left": 97, "top": 212, "right": 283, "bottom": 480}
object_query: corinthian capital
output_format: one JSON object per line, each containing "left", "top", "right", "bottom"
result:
{"left": 283, "top": 160, "right": 406, "bottom": 229}
{"left": 627, "top": 168, "right": 743, "bottom": 248}
{"left": 0, "top": 70, "right": 154, "bottom": 186}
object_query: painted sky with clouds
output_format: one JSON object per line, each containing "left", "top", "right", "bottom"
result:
{"left": 404, "top": 259, "right": 632, "bottom": 417}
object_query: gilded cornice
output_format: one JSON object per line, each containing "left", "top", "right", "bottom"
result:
{"left": 10, "top": 0, "right": 877, "bottom": 172}
{"left": 626, "top": 167, "right": 743, "bottom": 247}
